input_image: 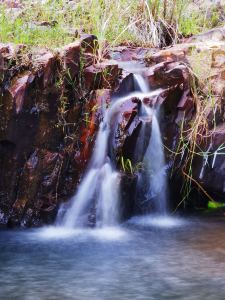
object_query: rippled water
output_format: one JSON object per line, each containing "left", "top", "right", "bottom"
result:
{"left": 1, "top": 216, "right": 225, "bottom": 300}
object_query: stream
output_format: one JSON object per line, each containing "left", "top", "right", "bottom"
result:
{"left": 1, "top": 216, "right": 225, "bottom": 300}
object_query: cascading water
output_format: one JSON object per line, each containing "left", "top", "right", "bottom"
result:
{"left": 57, "top": 119, "right": 120, "bottom": 228}
{"left": 140, "top": 106, "right": 167, "bottom": 214}
{"left": 134, "top": 74, "right": 168, "bottom": 215}
{"left": 57, "top": 72, "right": 168, "bottom": 229}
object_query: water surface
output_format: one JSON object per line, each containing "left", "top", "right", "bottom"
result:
{"left": 1, "top": 216, "right": 225, "bottom": 300}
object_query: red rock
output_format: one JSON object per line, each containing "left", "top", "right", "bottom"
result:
{"left": 144, "top": 62, "right": 166, "bottom": 87}
{"left": 80, "top": 34, "right": 98, "bottom": 54}
{"left": 177, "top": 89, "right": 193, "bottom": 112}
{"left": 79, "top": 89, "right": 111, "bottom": 163}
{"left": 145, "top": 61, "right": 190, "bottom": 89}
{"left": 147, "top": 49, "right": 186, "bottom": 64}
{"left": 8, "top": 72, "right": 35, "bottom": 113}
{"left": 12, "top": 148, "right": 63, "bottom": 225}
{"left": 83, "top": 60, "right": 121, "bottom": 90}
{"left": 60, "top": 41, "right": 80, "bottom": 78}
{"left": 34, "top": 51, "right": 56, "bottom": 87}
{"left": 112, "top": 96, "right": 140, "bottom": 161}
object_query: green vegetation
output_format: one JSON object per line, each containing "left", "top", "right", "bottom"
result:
{"left": 170, "top": 71, "right": 225, "bottom": 211}
{"left": 0, "top": 0, "right": 224, "bottom": 50}
{"left": 208, "top": 200, "right": 225, "bottom": 209}
{"left": 121, "top": 156, "right": 134, "bottom": 175}
{"left": 120, "top": 156, "right": 143, "bottom": 175}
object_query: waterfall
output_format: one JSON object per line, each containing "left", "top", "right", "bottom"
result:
{"left": 57, "top": 92, "right": 140, "bottom": 228}
{"left": 57, "top": 72, "right": 168, "bottom": 229}
{"left": 57, "top": 118, "right": 120, "bottom": 228}
{"left": 142, "top": 106, "right": 167, "bottom": 214}
{"left": 134, "top": 74, "right": 168, "bottom": 215}
{"left": 134, "top": 74, "right": 149, "bottom": 93}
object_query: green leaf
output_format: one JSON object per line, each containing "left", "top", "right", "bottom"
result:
{"left": 208, "top": 201, "right": 225, "bottom": 209}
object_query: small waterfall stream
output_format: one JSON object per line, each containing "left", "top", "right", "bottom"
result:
{"left": 139, "top": 106, "right": 167, "bottom": 214}
{"left": 134, "top": 75, "right": 168, "bottom": 215}
{"left": 57, "top": 118, "right": 120, "bottom": 228}
{"left": 57, "top": 73, "right": 168, "bottom": 229}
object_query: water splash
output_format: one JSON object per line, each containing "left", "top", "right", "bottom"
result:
{"left": 128, "top": 215, "right": 185, "bottom": 228}
{"left": 36, "top": 226, "right": 127, "bottom": 241}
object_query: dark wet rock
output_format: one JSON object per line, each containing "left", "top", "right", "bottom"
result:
{"left": 157, "top": 41, "right": 225, "bottom": 210}
{"left": 120, "top": 174, "right": 138, "bottom": 220}
{"left": 190, "top": 124, "right": 225, "bottom": 204}
{"left": 9, "top": 149, "right": 63, "bottom": 227}
{"left": 8, "top": 72, "right": 35, "bottom": 113}
{"left": 1, "top": 32, "right": 225, "bottom": 226}
{"left": 107, "top": 94, "right": 142, "bottom": 164}
{"left": 0, "top": 35, "right": 116, "bottom": 227}
{"left": 83, "top": 60, "right": 122, "bottom": 91}
{"left": 144, "top": 61, "right": 190, "bottom": 89}
{"left": 77, "top": 89, "right": 111, "bottom": 165}
{"left": 33, "top": 51, "right": 56, "bottom": 88}
{"left": 60, "top": 41, "right": 81, "bottom": 78}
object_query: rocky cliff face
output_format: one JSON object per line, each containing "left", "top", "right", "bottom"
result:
{"left": 0, "top": 31, "right": 224, "bottom": 227}
{"left": 0, "top": 35, "right": 122, "bottom": 227}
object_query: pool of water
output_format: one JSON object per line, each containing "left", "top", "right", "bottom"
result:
{"left": 1, "top": 216, "right": 225, "bottom": 300}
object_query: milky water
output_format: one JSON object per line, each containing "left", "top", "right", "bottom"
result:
{"left": 58, "top": 73, "right": 167, "bottom": 228}
{"left": 142, "top": 106, "right": 168, "bottom": 213}
{"left": 1, "top": 217, "right": 225, "bottom": 300}
{"left": 57, "top": 109, "right": 120, "bottom": 228}
{"left": 133, "top": 74, "right": 168, "bottom": 214}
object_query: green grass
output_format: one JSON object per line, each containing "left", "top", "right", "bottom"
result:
{"left": 0, "top": 0, "right": 224, "bottom": 50}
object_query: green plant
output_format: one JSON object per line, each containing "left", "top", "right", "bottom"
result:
{"left": 120, "top": 156, "right": 144, "bottom": 175}
{"left": 121, "top": 156, "right": 133, "bottom": 174}
{"left": 0, "top": 0, "right": 221, "bottom": 50}
{"left": 169, "top": 74, "right": 224, "bottom": 212}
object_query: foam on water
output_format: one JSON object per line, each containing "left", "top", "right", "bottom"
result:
{"left": 128, "top": 215, "right": 185, "bottom": 228}
{"left": 35, "top": 226, "right": 128, "bottom": 242}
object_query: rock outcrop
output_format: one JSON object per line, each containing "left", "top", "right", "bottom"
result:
{"left": 0, "top": 37, "right": 121, "bottom": 227}
{"left": 0, "top": 28, "right": 225, "bottom": 226}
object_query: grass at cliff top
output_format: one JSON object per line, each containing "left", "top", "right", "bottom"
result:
{"left": 0, "top": 0, "right": 224, "bottom": 50}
